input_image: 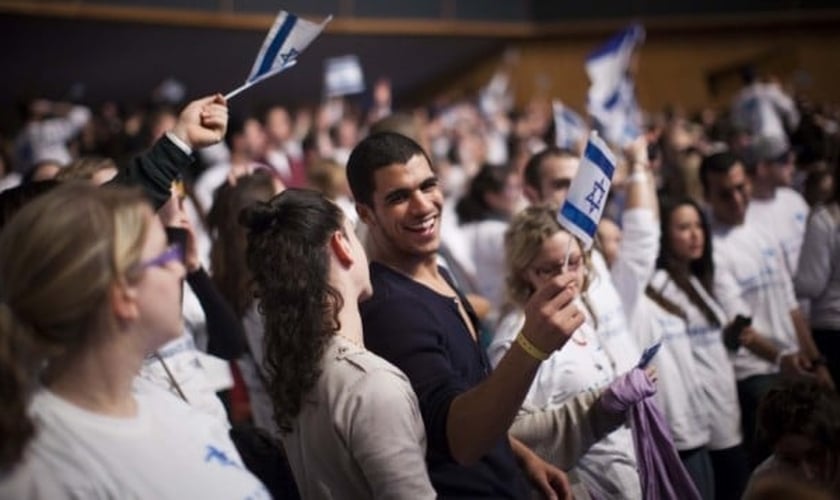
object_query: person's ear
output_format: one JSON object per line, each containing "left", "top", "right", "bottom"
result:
{"left": 329, "top": 230, "right": 354, "bottom": 267}
{"left": 356, "top": 203, "right": 375, "bottom": 227}
{"left": 110, "top": 282, "right": 139, "bottom": 322}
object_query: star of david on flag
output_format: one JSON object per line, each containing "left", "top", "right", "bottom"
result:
{"left": 557, "top": 132, "right": 617, "bottom": 250}
{"left": 226, "top": 10, "right": 332, "bottom": 99}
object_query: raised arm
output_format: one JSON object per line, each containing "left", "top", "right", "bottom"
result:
{"left": 446, "top": 273, "right": 582, "bottom": 464}
{"left": 108, "top": 94, "right": 228, "bottom": 210}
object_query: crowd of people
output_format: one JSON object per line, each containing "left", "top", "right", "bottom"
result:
{"left": 0, "top": 60, "right": 839, "bottom": 499}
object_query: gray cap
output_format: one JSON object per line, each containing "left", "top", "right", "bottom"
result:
{"left": 742, "top": 135, "right": 791, "bottom": 170}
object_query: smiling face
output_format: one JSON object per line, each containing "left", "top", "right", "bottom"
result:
{"left": 668, "top": 204, "right": 705, "bottom": 263}
{"left": 358, "top": 154, "right": 443, "bottom": 268}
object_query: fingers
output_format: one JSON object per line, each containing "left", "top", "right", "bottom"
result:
{"left": 537, "top": 478, "right": 557, "bottom": 500}
{"left": 644, "top": 365, "right": 658, "bottom": 383}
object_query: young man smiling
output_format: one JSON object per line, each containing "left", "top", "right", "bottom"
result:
{"left": 348, "top": 132, "right": 581, "bottom": 498}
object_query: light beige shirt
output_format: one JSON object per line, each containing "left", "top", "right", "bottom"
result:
{"left": 282, "top": 336, "right": 435, "bottom": 499}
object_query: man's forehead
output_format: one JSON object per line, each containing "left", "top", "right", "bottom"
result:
{"left": 542, "top": 155, "right": 579, "bottom": 180}
{"left": 371, "top": 155, "right": 434, "bottom": 190}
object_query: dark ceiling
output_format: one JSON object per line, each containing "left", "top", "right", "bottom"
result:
{"left": 0, "top": 13, "right": 505, "bottom": 131}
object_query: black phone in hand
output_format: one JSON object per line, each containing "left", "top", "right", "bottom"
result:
{"left": 723, "top": 315, "right": 751, "bottom": 351}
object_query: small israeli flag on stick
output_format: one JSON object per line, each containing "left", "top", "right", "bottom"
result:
{"left": 226, "top": 10, "right": 332, "bottom": 100}
{"left": 557, "top": 131, "right": 616, "bottom": 255}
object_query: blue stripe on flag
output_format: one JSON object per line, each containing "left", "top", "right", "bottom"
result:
{"left": 561, "top": 202, "right": 598, "bottom": 238}
{"left": 603, "top": 89, "right": 621, "bottom": 110}
{"left": 255, "top": 14, "right": 298, "bottom": 79}
{"left": 583, "top": 141, "right": 615, "bottom": 179}
{"left": 586, "top": 24, "right": 643, "bottom": 61}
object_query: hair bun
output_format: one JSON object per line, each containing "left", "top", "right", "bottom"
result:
{"left": 239, "top": 201, "right": 276, "bottom": 233}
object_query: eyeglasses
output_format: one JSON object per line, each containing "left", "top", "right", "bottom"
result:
{"left": 531, "top": 254, "right": 583, "bottom": 279}
{"left": 137, "top": 243, "right": 184, "bottom": 270}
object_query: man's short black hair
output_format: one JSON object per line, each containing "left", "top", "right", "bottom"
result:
{"left": 699, "top": 151, "right": 740, "bottom": 195}
{"left": 346, "top": 132, "right": 430, "bottom": 207}
{"left": 523, "top": 146, "right": 577, "bottom": 193}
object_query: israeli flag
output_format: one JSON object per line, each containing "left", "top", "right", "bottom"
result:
{"left": 227, "top": 10, "right": 331, "bottom": 99}
{"left": 552, "top": 100, "right": 588, "bottom": 150}
{"left": 585, "top": 24, "right": 644, "bottom": 147}
{"left": 557, "top": 132, "right": 616, "bottom": 250}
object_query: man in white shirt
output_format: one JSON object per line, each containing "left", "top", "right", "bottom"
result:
{"left": 743, "top": 135, "right": 809, "bottom": 275}
{"left": 699, "top": 151, "right": 832, "bottom": 458}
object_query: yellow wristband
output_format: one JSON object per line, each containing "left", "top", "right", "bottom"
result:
{"left": 516, "top": 331, "right": 549, "bottom": 361}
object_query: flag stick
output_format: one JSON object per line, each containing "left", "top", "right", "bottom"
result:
{"left": 562, "top": 234, "right": 573, "bottom": 273}
{"left": 224, "top": 60, "right": 298, "bottom": 100}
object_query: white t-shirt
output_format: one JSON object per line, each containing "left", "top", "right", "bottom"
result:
{"left": 139, "top": 333, "right": 231, "bottom": 424}
{"left": 489, "top": 308, "right": 642, "bottom": 500}
{"left": 0, "top": 379, "right": 268, "bottom": 500}
{"left": 460, "top": 218, "right": 509, "bottom": 319}
{"left": 588, "top": 208, "right": 659, "bottom": 374}
{"left": 712, "top": 219, "right": 799, "bottom": 380}
{"left": 282, "top": 336, "right": 435, "bottom": 499}
{"left": 651, "top": 270, "right": 742, "bottom": 450}
{"left": 795, "top": 204, "right": 840, "bottom": 330}
{"left": 632, "top": 282, "right": 711, "bottom": 451}
{"left": 746, "top": 187, "right": 808, "bottom": 275}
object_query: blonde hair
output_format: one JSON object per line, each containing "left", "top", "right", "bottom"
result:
{"left": 504, "top": 204, "right": 597, "bottom": 320}
{"left": 0, "top": 183, "right": 150, "bottom": 468}
{"left": 55, "top": 156, "right": 118, "bottom": 183}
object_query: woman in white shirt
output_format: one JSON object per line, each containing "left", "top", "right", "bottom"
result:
{"left": 490, "top": 203, "right": 649, "bottom": 499}
{"left": 646, "top": 198, "right": 750, "bottom": 500}
{"left": 0, "top": 183, "right": 267, "bottom": 499}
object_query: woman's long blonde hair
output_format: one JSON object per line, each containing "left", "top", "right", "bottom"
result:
{"left": 0, "top": 183, "right": 150, "bottom": 468}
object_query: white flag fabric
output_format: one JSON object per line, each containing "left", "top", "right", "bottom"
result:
{"left": 557, "top": 133, "right": 617, "bottom": 250}
{"left": 324, "top": 55, "right": 365, "bottom": 97}
{"left": 552, "top": 100, "right": 588, "bottom": 150}
{"left": 245, "top": 11, "right": 332, "bottom": 85}
{"left": 585, "top": 24, "right": 644, "bottom": 147}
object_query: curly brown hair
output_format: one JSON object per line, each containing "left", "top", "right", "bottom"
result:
{"left": 240, "top": 188, "right": 345, "bottom": 433}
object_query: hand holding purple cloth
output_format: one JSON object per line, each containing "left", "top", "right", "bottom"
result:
{"left": 600, "top": 368, "right": 701, "bottom": 500}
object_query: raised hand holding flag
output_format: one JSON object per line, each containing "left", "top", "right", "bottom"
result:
{"left": 556, "top": 132, "right": 617, "bottom": 267}
{"left": 226, "top": 10, "right": 332, "bottom": 100}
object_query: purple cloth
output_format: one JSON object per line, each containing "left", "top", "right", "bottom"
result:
{"left": 600, "top": 368, "right": 702, "bottom": 500}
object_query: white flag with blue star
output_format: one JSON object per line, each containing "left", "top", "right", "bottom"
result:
{"left": 585, "top": 24, "right": 644, "bottom": 147}
{"left": 557, "top": 132, "right": 616, "bottom": 250}
{"left": 226, "top": 10, "right": 332, "bottom": 99}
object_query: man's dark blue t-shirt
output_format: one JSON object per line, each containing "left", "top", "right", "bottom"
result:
{"left": 360, "top": 262, "right": 529, "bottom": 498}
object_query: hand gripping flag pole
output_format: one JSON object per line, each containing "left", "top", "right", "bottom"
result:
{"left": 556, "top": 131, "right": 617, "bottom": 271}
{"left": 225, "top": 10, "right": 332, "bottom": 100}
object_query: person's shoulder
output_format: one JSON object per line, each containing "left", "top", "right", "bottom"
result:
{"left": 323, "top": 341, "right": 414, "bottom": 399}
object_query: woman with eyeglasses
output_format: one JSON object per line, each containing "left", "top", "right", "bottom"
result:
{"left": 489, "top": 203, "right": 653, "bottom": 499}
{"left": 0, "top": 183, "right": 268, "bottom": 498}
